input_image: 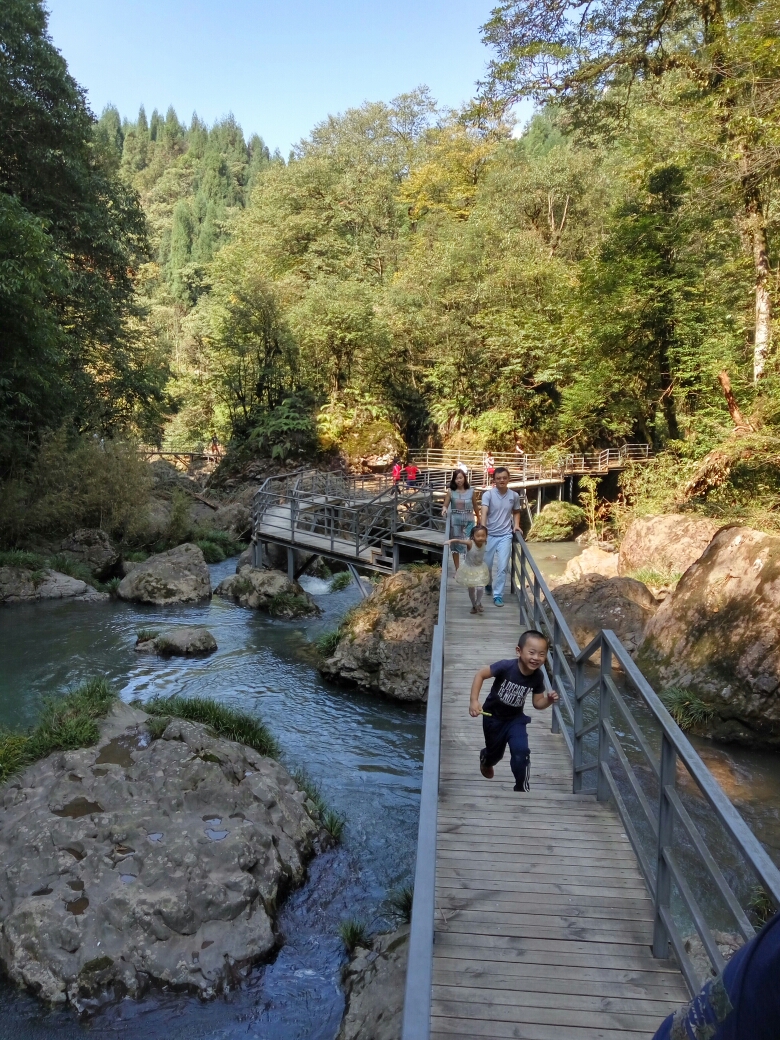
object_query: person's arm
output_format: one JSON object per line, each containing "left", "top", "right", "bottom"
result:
{"left": 441, "top": 490, "right": 451, "bottom": 517}
{"left": 479, "top": 489, "right": 490, "bottom": 527}
{"left": 512, "top": 492, "right": 522, "bottom": 532}
{"left": 469, "top": 665, "right": 494, "bottom": 716}
{"left": 532, "top": 689, "right": 559, "bottom": 710}
{"left": 445, "top": 537, "right": 472, "bottom": 548}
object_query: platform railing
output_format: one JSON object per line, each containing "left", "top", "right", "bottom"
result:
{"left": 510, "top": 532, "right": 780, "bottom": 993}
{"left": 401, "top": 515, "right": 449, "bottom": 1040}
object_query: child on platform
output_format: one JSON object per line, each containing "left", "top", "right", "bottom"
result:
{"left": 446, "top": 524, "right": 489, "bottom": 614}
{"left": 469, "top": 630, "right": 559, "bottom": 791}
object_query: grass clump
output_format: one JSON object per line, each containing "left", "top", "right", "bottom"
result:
{"left": 196, "top": 539, "right": 227, "bottom": 563}
{"left": 269, "top": 591, "right": 313, "bottom": 617}
{"left": 528, "top": 502, "right": 587, "bottom": 542}
{"left": 387, "top": 884, "right": 414, "bottom": 923}
{"left": 338, "top": 918, "right": 368, "bottom": 954}
{"left": 292, "top": 768, "right": 345, "bottom": 840}
{"left": 135, "top": 628, "right": 159, "bottom": 643}
{"left": 146, "top": 716, "right": 170, "bottom": 740}
{"left": 315, "top": 630, "right": 341, "bottom": 657}
{"left": 0, "top": 549, "right": 46, "bottom": 569}
{"left": 141, "top": 695, "right": 279, "bottom": 758}
{"left": 748, "top": 886, "right": 777, "bottom": 927}
{"left": 660, "top": 687, "right": 715, "bottom": 731}
{"left": 322, "top": 808, "right": 346, "bottom": 841}
{"left": 628, "top": 567, "right": 683, "bottom": 587}
{"left": 0, "top": 678, "right": 116, "bottom": 785}
{"left": 329, "top": 571, "right": 352, "bottom": 592}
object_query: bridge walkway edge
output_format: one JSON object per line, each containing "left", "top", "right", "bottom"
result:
{"left": 430, "top": 573, "right": 689, "bottom": 1039}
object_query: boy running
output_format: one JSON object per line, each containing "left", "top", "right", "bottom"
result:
{"left": 469, "top": 630, "right": 559, "bottom": 791}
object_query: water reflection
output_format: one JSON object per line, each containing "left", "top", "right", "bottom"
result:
{"left": 0, "top": 559, "right": 424, "bottom": 1039}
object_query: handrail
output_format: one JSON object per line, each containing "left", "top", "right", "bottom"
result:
{"left": 401, "top": 515, "right": 449, "bottom": 1040}
{"left": 510, "top": 531, "right": 780, "bottom": 993}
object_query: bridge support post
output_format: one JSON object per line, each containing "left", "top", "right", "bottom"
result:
{"left": 558, "top": 482, "right": 563, "bottom": 500}
{"left": 550, "top": 616, "right": 561, "bottom": 734}
{"left": 596, "top": 639, "right": 612, "bottom": 803}
{"left": 286, "top": 546, "right": 294, "bottom": 582}
{"left": 572, "top": 655, "right": 585, "bottom": 793}
{"left": 652, "top": 733, "right": 677, "bottom": 958}
{"left": 536, "top": 486, "right": 542, "bottom": 515}
{"left": 251, "top": 540, "right": 260, "bottom": 569}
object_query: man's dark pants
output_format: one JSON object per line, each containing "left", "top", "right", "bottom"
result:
{"left": 480, "top": 713, "right": 530, "bottom": 791}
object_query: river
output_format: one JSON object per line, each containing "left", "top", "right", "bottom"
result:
{"left": 0, "top": 559, "right": 424, "bottom": 1040}
{"left": 1, "top": 546, "right": 779, "bottom": 1037}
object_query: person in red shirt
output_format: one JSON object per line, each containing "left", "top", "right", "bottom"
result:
{"left": 404, "top": 460, "right": 420, "bottom": 486}
{"left": 392, "top": 458, "right": 402, "bottom": 483}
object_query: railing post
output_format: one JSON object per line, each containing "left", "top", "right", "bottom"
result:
{"left": 653, "top": 732, "right": 678, "bottom": 958}
{"left": 551, "top": 615, "right": 561, "bottom": 734}
{"left": 596, "top": 637, "right": 612, "bottom": 803}
{"left": 572, "top": 653, "right": 585, "bottom": 793}
{"left": 532, "top": 573, "right": 541, "bottom": 631}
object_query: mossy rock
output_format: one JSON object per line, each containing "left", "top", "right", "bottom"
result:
{"left": 528, "top": 502, "right": 587, "bottom": 541}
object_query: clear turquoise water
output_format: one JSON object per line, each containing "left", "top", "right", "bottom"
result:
{"left": 0, "top": 561, "right": 425, "bottom": 1040}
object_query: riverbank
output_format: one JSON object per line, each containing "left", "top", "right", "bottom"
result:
{"left": 0, "top": 558, "right": 425, "bottom": 1039}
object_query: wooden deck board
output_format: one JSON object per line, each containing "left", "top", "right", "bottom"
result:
{"left": 431, "top": 573, "right": 688, "bottom": 1037}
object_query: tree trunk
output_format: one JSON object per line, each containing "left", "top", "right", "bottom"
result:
{"left": 717, "top": 369, "right": 753, "bottom": 431}
{"left": 740, "top": 153, "right": 772, "bottom": 382}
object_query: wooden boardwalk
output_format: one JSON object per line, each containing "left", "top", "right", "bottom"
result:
{"left": 431, "top": 573, "right": 688, "bottom": 1039}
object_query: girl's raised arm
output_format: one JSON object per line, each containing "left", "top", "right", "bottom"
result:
{"left": 441, "top": 489, "right": 451, "bottom": 517}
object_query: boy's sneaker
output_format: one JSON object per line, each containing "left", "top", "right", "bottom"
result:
{"left": 479, "top": 751, "right": 494, "bottom": 780}
{"left": 485, "top": 584, "right": 492, "bottom": 595}
{"left": 513, "top": 783, "right": 529, "bottom": 792}
{"left": 493, "top": 596, "right": 504, "bottom": 607}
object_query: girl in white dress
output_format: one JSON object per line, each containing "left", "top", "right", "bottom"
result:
{"left": 446, "top": 524, "right": 490, "bottom": 613}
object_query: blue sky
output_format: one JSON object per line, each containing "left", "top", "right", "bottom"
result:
{"left": 46, "top": 0, "right": 512, "bottom": 153}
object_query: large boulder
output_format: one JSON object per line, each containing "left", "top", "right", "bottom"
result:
{"left": 618, "top": 514, "right": 722, "bottom": 578}
{"left": 209, "top": 503, "right": 251, "bottom": 539}
{"left": 637, "top": 526, "right": 780, "bottom": 747}
{"left": 337, "top": 926, "right": 408, "bottom": 1040}
{"left": 556, "top": 546, "right": 619, "bottom": 584}
{"left": 320, "top": 568, "right": 439, "bottom": 702}
{"left": 135, "top": 627, "right": 217, "bottom": 656}
{"left": 0, "top": 702, "right": 324, "bottom": 1010}
{"left": 215, "top": 566, "right": 319, "bottom": 618}
{"left": 116, "top": 544, "right": 211, "bottom": 605}
{"left": 58, "top": 530, "right": 119, "bottom": 579}
{"left": 0, "top": 568, "right": 107, "bottom": 605}
{"left": 555, "top": 574, "right": 659, "bottom": 656}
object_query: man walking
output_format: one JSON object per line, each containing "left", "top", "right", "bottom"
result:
{"left": 480, "top": 467, "right": 523, "bottom": 607}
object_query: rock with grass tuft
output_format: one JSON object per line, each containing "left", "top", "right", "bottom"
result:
{"left": 0, "top": 695, "right": 328, "bottom": 1010}
{"left": 215, "top": 566, "right": 319, "bottom": 618}
{"left": 0, "top": 567, "right": 108, "bottom": 605}
{"left": 135, "top": 627, "right": 217, "bottom": 656}
{"left": 527, "top": 501, "right": 587, "bottom": 542}
{"left": 58, "top": 529, "right": 119, "bottom": 579}
{"left": 337, "top": 925, "right": 409, "bottom": 1040}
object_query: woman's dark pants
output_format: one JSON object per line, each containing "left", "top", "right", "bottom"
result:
{"left": 480, "top": 714, "right": 530, "bottom": 791}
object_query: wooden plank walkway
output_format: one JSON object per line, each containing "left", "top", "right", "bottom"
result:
{"left": 431, "top": 572, "right": 688, "bottom": 1039}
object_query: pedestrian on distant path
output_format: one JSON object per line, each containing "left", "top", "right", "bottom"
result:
{"left": 652, "top": 910, "right": 780, "bottom": 1040}
{"left": 469, "top": 630, "right": 559, "bottom": 791}
{"left": 441, "top": 469, "right": 476, "bottom": 571}
{"left": 479, "top": 466, "right": 522, "bottom": 607}
{"left": 483, "top": 452, "right": 495, "bottom": 486}
{"left": 392, "top": 458, "right": 402, "bottom": 484}
{"left": 404, "top": 459, "right": 420, "bottom": 486}
{"left": 446, "top": 524, "right": 489, "bottom": 612}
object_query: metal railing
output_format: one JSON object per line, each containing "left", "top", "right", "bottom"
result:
{"left": 251, "top": 470, "right": 444, "bottom": 568}
{"left": 401, "top": 515, "right": 449, "bottom": 1040}
{"left": 410, "top": 443, "right": 651, "bottom": 481}
{"left": 510, "top": 532, "right": 780, "bottom": 994}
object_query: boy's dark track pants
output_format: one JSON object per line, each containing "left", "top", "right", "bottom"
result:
{"left": 480, "top": 713, "right": 530, "bottom": 791}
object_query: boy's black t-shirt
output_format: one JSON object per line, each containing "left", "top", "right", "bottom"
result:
{"left": 483, "top": 659, "right": 545, "bottom": 720}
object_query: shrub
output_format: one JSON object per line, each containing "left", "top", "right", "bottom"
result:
{"left": 196, "top": 539, "right": 227, "bottom": 563}
{"left": 387, "top": 885, "right": 414, "bottom": 923}
{"left": 165, "top": 488, "right": 193, "bottom": 547}
{"left": 528, "top": 501, "right": 587, "bottom": 541}
{"left": 338, "top": 918, "right": 368, "bottom": 954}
{"left": 329, "top": 571, "right": 352, "bottom": 592}
{"left": 660, "top": 687, "right": 715, "bottom": 730}
{"left": 140, "top": 695, "right": 279, "bottom": 758}
{"left": 0, "top": 679, "right": 116, "bottom": 785}
{"left": 315, "top": 630, "right": 341, "bottom": 657}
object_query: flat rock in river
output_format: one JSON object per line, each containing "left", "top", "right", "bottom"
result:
{"left": 0, "top": 702, "right": 322, "bottom": 1010}
{"left": 215, "top": 566, "right": 319, "bottom": 617}
{"left": 135, "top": 626, "right": 217, "bottom": 656}
{"left": 117, "top": 543, "right": 211, "bottom": 605}
{"left": 0, "top": 567, "right": 107, "bottom": 605}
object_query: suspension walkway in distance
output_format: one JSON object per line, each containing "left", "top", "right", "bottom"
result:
{"left": 402, "top": 533, "right": 780, "bottom": 1040}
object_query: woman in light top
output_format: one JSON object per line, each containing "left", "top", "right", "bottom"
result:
{"left": 441, "top": 469, "right": 476, "bottom": 572}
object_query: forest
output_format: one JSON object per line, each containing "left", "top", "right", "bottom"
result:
{"left": 2, "top": 0, "right": 780, "bottom": 538}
